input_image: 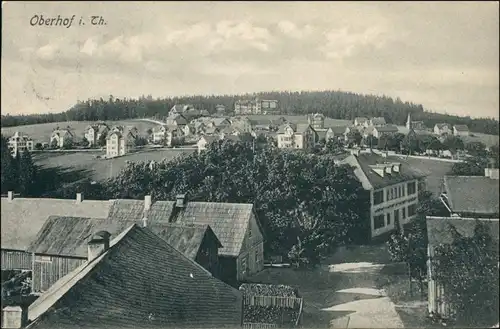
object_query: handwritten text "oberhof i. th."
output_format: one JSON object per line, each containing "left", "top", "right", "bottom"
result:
{"left": 30, "top": 15, "right": 107, "bottom": 28}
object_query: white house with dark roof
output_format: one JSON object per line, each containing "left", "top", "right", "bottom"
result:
{"left": 372, "top": 125, "right": 399, "bottom": 138}
{"left": 49, "top": 129, "right": 74, "bottom": 148}
{"left": 84, "top": 123, "right": 109, "bottom": 146}
{"left": 106, "top": 126, "right": 137, "bottom": 157}
{"left": 365, "top": 117, "right": 387, "bottom": 127}
{"left": 453, "top": 124, "right": 470, "bottom": 136}
{"left": 8, "top": 132, "right": 34, "bottom": 156}
{"left": 354, "top": 117, "right": 368, "bottom": 126}
{"left": 439, "top": 169, "right": 499, "bottom": 218}
{"left": 434, "top": 123, "right": 452, "bottom": 135}
{"left": 276, "top": 123, "right": 316, "bottom": 149}
{"left": 340, "top": 152, "right": 427, "bottom": 238}
{"left": 25, "top": 225, "right": 243, "bottom": 329}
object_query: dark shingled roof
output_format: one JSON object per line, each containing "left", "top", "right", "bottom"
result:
{"left": 375, "top": 125, "right": 399, "bottom": 133}
{"left": 27, "top": 216, "right": 221, "bottom": 261}
{"left": 27, "top": 225, "right": 242, "bottom": 329}
{"left": 443, "top": 176, "right": 499, "bottom": 215}
{"left": 172, "top": 202, "right": 255, "bottom": 257}
{"left": 426, "top": 217, "right": 499, "bottom": 246}
{"left": 453, "top": 124, "right": 469, "bottom": 132}
{"left": 0, "top": 197, "right": 113, "bottom": 251}
{"left": 340, "top": 153, "right": 427, "bottom": 190}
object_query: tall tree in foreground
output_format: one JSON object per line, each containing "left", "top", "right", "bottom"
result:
{"left": 18, "top": 149, "right": 37, "bottom": 196}
{"left": 1, "top": 135, "right": 16, "bottom": 193}
{"left": 432, "top": 221, "right": 499, "bottom": 327}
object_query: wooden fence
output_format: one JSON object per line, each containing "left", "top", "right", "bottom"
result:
{"left": 243, "top": 295, "right": 303, "bottom": 309}
{"left": 243, "top": 323, "right": 278, "bottom": 329}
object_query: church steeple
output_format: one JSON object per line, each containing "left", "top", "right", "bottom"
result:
{"left": 406, "top": 112, "right": 411, "bottom": 129}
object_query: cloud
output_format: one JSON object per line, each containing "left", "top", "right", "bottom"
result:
{"left": 277, "top": 21, "right": 314, "bottom": 39}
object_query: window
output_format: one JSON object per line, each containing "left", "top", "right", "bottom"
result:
{"left": 394, "top": 209, "right": 400, "bottom": 225}
{"left": 373, "top": 190, "right": 384, "bottom": 205}
{"left": 37, "top": 256, "right": 52, "bottom": 263}
{"left": 374, "top": 215, "right": 385, "bottom": 229}
{"left": 241, "top": 257, "right": 248, "bottom": 276}
{"left": 402, "top": 207, "right": 406, "bottom": 219}
{"left": 255, "top": 250, "right": 260, "bottom": 265}
{"left": 390, "top": 188, "right": 394, "bottom": 200}
{"left": 386, "top": 213, "right": 391, "bottom": 225}
{"left": 407, "top": 182, "right": 416, "bottom": 195}
{"left": 386, "top": 190, "right": 390, "bottom": 201}
{"left": 408, "top": 204, "right": 417, "bottom": 217}
{"left": 398, "top": 186, "right": 402, "bottom": 198}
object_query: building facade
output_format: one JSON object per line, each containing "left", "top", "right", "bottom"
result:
{"left": 106, "top": 127, "right": 136, "bottom": 157}
{"left": 434, "top": 123, "right": 451, "bottom": 135}
{"left": 453, "top": 125, "right": 470, "bottom": 136}
{"left": 276, "top": 123, "right": 315, "bottom": 149}
{"left": 49, "top": 129, "right": 74, "bottom": 148}
{"left": 341, "top": 152, "right": 426, "bottom": 238}
{"left": 8, "top": 132, "right": 34, "bottom": 156}
{"left": 234, "top": 98, "right": 279, "bottom": 115}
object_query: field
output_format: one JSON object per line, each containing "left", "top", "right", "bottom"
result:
{"left": 0, "top": 119, "right": 159, "bottom": 142}
{"left": 32, "top": 148, "right": 196, "bottom": 181}
{"left": 462, "top": 132, "right": 499, "bottom": 149}
{"left": 245, "top": 114, "right": 351, "bottom": 127}
{"left": 388, "top": 155, "right": 454, "bottom": 196}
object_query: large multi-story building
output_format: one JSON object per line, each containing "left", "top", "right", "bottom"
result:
{"left": 84, "top": 123, "right": 109, "bottom": 146}
{"left": 106, "top": 126, "right": 137, "bottom": 157}
{"left": 7, "top": 132, "right": 34, "bottom": 156}
{"left": 234, "top": 98, "right": 279, "bottom": 115}
{"left": 341, "top": 151, "right": 427, "bottom": 239}
{"left": 276, "top": 123, "right": 316, "bottom": 149}
{"left": 49, "top": 129, "right": 74, "bottom": 148}
{"left": 307, "top": 113, "right": 325, "bottom": 130}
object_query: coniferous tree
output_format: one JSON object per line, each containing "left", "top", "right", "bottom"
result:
{"left": 18, "top": 149, "right": 37, "bottom": 196}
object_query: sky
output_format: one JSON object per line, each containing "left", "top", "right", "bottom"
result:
{"left": 1, "top": 1, "right": 499, "bottom": 119}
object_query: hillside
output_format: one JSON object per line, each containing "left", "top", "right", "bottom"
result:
{"left": 2, "top": 90, "right": 498, "bottom": 135}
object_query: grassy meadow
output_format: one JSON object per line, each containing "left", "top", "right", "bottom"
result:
{"left": 32, "top": 148, "right": 197, "bottom": 181}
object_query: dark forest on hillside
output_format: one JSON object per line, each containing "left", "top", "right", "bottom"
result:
{"left": 2, "top": 91, "right": 498, "bottom": 135}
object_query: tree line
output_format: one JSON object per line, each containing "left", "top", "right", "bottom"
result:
{"left": 2, "top": 91, "right": 498, "bottom": 135}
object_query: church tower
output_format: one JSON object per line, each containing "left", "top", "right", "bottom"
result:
{"left": 406, "top": 112, "right": 411, "bottom": 129}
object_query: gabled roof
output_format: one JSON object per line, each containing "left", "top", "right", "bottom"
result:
{"left": 453, "top": 124, "right": 469, "bottom": 132}
{"left": 172, "top": 202, "right": 255, "bottom": 257}
{"left": 212, "top": 118, "right": 230, "bottom": 127}
{"left": 316, "top": 130, "right": 327, "bottom": 141}
{"left": 354, "top": 117, "right": 368, "bottom": 123}
{"left": 51, "top": 129, "right": 73, "bottom": 137}
{"left": 27, "top": 225, "right": 242, "bottom": 329}
{"left": 0, "top": 197, "right": 113, "bottom": 251}
{"left": 166, "top": 114, "right": 188, "bottom": 125}
{"left": 327, "top": 126, "right": 348, "bottom": 135}
{"left": 170, "top": 104, "right": 194, "bottom": 113}
{"left": 442, "top": 176, "right": 499, "bottom": 215}
{"left": 426, "top": 217, "right": 499, "bottom": 246}
{"left": 340, "top": 153, "right": 427, "bottom": 190}
{"left": 435, "top": 123, "right": 451, "bottom": 129}
{"left": 27, "top": 216, "right": 221, "bottom": 260}
{"left": 370, "top": 117, "right": 386, "bottom": 125}
{"left": 374, "top": 125, "right": 399, "bottom": 133}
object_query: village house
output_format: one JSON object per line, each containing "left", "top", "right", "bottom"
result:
{"left": 276, "top": 123, "right": 316, "bottom": 149}
{"left": 165, "top": 113, "right": 189, "bottom": 127}
{"left": 0, "top": 193, "right": 113, "bottom": 289}
{"left": 100, "top": 195, "right": 265, "bottom": 287}
{"left": 439, "top": 169, "right": 499, "bottom": 218}
{"left": 364, "top": 117, "right": 387, "bottom": 127}
{"left": 83, "top": 123, "right": 109, "bottom": 146}
{"left": 22, "top": 224, "right": 243, "bottom": 329}
{"left": 182, "top": 123, "right": 195, "bottom": 136}
{"left": 196, "top": 136, "right": 216, "bottom": 153}
{"left": 234, "top": 98, "right": 279, "bottom": 115}
{"left": 340, "top": 151, "right": 426, "bottom": 239}
{"left": 426, "top": 216, "right": 499, "bottom": 320}
{"left": 152, "top": 125, "right": 183, "bottom": 146}
{"left": 215, "top": 104, "right": 226, "bottom": 115}
{"left": 434, "top": 123, "right": 452, "bottom": 135}
{"left": 7, "top": 132, "right": 34, "bottom": 156}
{"left": 230, "top": 116, "right": 254, "bottom": 133}
{"left": 49, "top": 128, "right": 74, "bottom": 148}
{"left": 372, "top": 125, "right": 399, "bottom": 138}
{"left": 168, "top": 104, "right": 195, "bottom": 116}
{"left": 315, "top": 126, "right": 347, "bottom": 143}
{"left": 25, "top": 211, "right": 223, "bottom": 292}
{"left": 307, "top": 113, "right": 325, "bottom": 130}
{"left": 106, "top": 126, "right": 137, "bottom": 158}
{"left": 453, "top": 124, "right": 470, "bottom": 136}
{"left": 354, "top": 117, "right": 368, "bottom": 126}
{"left": 405, "top": 113, "right": 426, "bottom": 130}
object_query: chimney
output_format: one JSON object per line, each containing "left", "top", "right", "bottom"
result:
{"left": 392, "top": 163, "right": 401, "bottom": 173}
{"left": 176, "top": 194, "right": 187, "bottom": 208}
{"left": 76, "top": 193, "right": 84, "bottom": 203}
{"left": 144, "top": 195, "right": 152, "bottom": 211}
{"left": 87, "top": 231, "right": 111, "bottom": 262}
{"left": 7, "top": 191, "right": 13, "bottom": 201}
{"left": 385, "top": 166, "right": 392, "bottom": 175}
{"left": 1, "top": 306, "right": 28, "bottom": 329}
{"left": 142, "top": 217, "right": 148, "bottom": 228}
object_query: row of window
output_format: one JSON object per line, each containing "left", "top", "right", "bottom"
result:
{"left": 373, "top": 181, "right": 417, "bottom": 205}
{"left": 373, "top": 203, "right": 417, "bottom": 230}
